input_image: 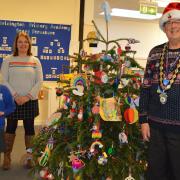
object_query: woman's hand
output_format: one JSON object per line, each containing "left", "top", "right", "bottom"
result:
{"left": 15, "top": 96, "right": 23, "bottom": 105}
{"left": 20, "top": 96, "right": 30, "bottom": 105}
{"left": 15, "top": 96, "right": 30, "bottom": 105}
{"left": 141, "top": 123, "right": 150, "bottom": 142}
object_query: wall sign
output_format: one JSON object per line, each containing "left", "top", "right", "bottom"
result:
{"left": 0, "top": 20, "right": 71, "bottom": 81}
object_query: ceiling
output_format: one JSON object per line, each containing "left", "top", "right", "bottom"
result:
{"left": 94, "top": 0, "right": 165, "bottom": 21}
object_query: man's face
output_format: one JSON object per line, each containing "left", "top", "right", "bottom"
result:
{"left": 163, "top": 19, "right": 180, "bottom": 42}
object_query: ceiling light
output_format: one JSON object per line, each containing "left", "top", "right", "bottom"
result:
{"left": 100, "top": 8, "right": 162, "bottom": 20}
{"left": 157, "top": 0, "right": 180, "bottom": 7}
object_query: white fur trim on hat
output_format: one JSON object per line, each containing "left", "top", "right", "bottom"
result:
{"left": 159, "top": 9, "right": 180, "bottom": 30}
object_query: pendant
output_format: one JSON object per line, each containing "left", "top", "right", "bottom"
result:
{"left": 163, "top": 78, "right": 170, "bottom": 86}
{"left": 157, "top": 86, "right": 161, "bottom": 93}
{"left": 159, "top": 92, "right": 167, "bottom": 104}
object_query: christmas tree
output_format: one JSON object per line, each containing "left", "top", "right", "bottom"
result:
{"left": 31, "top": 2, "right": 147, "bottom": 180}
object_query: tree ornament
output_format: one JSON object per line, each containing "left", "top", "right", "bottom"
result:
{"left": 98, "top": 153, "right": 108, "bottom": 165}
{"left": 77, "top": 108, "right": 83, "bottom": 121}
{"left": 71, "top": 157, "right": 85, "bottom": 173}
{"left": 125, "top": 44, "right": 131, "bottom": 51}
{"left": 87, "top": 31, "right": 99, "bottom": 47}
{"left": 119, "top": 132, "right": 128, "bottom": 144}
{"left": 94, "top": 70, "right": 103, "bottom": 84}
{"left": 101, "top": 72, "right": 109, "bottom": 83}
{"left": 117, "top": 46, "right": 122, "bottom": 55}
{"left": 107, "top": 143, "right": 115, "bottom": 155}
{"left": 57, "top": 161, "right": 64, "bottom": 180}
{"left": 56, "top": 87, "right": 63, "bottom": 96}
{"left": 71, "top": 74, "right": 87, "bottom": 96}
{"left": 91, "top": 123, "right": 102, "bottom": 139}
{"left": 39, "top": 137, "right": 54, "bottom": 167}
{"left": 124, "top": 108, "right": 138, "bottom": 124}
{"left": 125, "top": 174, "right": 135, "bottom": 180}
{"left": 92, "top": 103, "right": 100, "bottom": 114}
{"left": 99, "top": 96, "right": 122, "bottom": 121}
{"left": 90, "top": 141, "right": 103, "bottom": 153}
{"left": 101, "top": 54, "right": 113, "bottom": 62}
{"left": 39, "top": 168, "right": 49, "bottom": 179}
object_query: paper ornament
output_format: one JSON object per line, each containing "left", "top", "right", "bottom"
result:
{"left": 100, "top": 96, "right": 122, "bottom": 121}
{"left": 124, "top": 108, "right": 138, "bottom": 124}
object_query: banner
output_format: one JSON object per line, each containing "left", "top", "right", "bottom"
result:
{"left": 0, "top": 20, "right": 71, "bottom": 81}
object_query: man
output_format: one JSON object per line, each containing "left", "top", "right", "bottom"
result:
{"left": 139, "top": 2, "right": 180, "bottom": 180}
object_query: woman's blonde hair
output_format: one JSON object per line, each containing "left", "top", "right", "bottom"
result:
{"left": 13, "top": 31, "right": 32, "bottom": 56}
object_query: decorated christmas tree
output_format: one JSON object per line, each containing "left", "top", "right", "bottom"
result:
{"left": 31, "top": 2, "right": 147, "bottom": 180}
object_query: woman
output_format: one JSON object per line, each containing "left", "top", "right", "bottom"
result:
{"left": 1, "top": 31, "right": 43, "bottom": 170}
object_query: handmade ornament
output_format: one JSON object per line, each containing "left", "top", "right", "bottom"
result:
{"left": 117, "top": 46, "right": 122, "bottom": 55}
{"left": 101, "top": 54, "right": 113, "bottom": 62}
{"left": 79, "top": 49, "right": 87, "bottom": 57}
{"left": 39, "top": 168, "right": 49, "bottom": 179}
{"left": 69, "top": 101, "right": 77, "bottom": 118}
{"left": 119, "top": 132, "right": 128, "bottom": 144}
{"left": 101, "top": 72, "right": 108, "bottom": 83}
{"left": 39, "top": 137, "right": 54, "bottom": 167}
{"left": 72, "top": 84, "right": 85, "bottom": 96}
{"left": 59, "top": 95, "right": 70, "bottom": 109}
{"left": 125, "top": 174, "right": 135, "bottom": 180}
{"left": 124, "top": 60, "right": 131, "bottom": 68}
{"left": 91, "top": 123, "right": 102, "bottom": 139}
{"left": 90, "top": 141, "right": 103, "bottom": 153}
{"left": 71, "top": 157, "right": 85, "bottom": 173}
{"left": 92, "top": 103, "right": 100, "bottom": 114}
{"left": 87, "top": 31, "right": 99, "bottom": 47}
{"left": 57, "top": 161, "right": 64, "bottom": 180}
{"left": 101, "top": 0, "right": 111, "bottom": 22}
{"left": 39, "top": 168, "right": 54, "bottom": 180}
{"left": 100, "top": 96, "right": 122, "bottom": 121}
{"left": 94, "top": 70, "right": 103, "bottom": 84}
{"left": 121, "top": 78, "right": 129, "bottom": 87}
{"left": 77, "top": 108, "right": 83, "bottom": 121}
{"left": 71, "top": 74, "right": 86, "bottom": 96}
{"left": 98, "top": 152, "right": 108, "bottom": 165}
{"left": 124, "top": 108, "right": 138, "bottom": 124}
{"left": 108, "top": 144, "right": 115, "bottom": 155}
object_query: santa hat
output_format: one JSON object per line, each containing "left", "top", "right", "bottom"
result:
{"left": 159, "top": 2, "right": 180, "bottom": 30}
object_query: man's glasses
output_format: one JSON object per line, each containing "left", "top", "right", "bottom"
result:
{"left": 164, "top": 20, "right": 180, "bottom": 26}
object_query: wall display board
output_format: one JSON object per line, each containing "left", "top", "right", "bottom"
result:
{"left": 0, "top": 20, "right": 71, "bottom": 81}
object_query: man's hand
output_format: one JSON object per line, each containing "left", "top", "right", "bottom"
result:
{"left": 141, "top": 123, "right": 150, "bottom": 142}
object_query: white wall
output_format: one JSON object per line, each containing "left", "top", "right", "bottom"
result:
{"left": 93, "top": 17, "right": 168, "bottom": 62}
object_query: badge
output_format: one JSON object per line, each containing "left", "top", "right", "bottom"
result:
{"left": 159, "top": 93, "right": 167, "bottom": 104}
{"left": 163, "top": 78, "right": 169, "bottom": 86}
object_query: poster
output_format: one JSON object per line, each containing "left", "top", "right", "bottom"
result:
{"left": 0, "top": 20, "right": 71, "bottom": 81}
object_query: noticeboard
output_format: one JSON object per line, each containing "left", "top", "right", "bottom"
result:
{"left": 0, "top": 20, "right": 71, "bottom": 81}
